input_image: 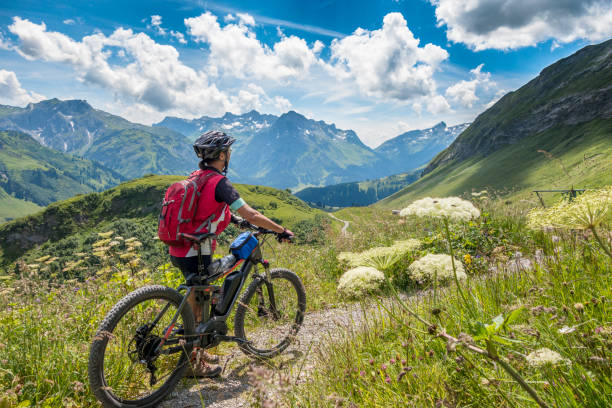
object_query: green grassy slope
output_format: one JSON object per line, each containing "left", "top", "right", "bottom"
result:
{"left": 378, "top": 119, "right": 612, "bottom": 208}
{"left": 0, "top": 186, "right": 42, "bottom": 222}
{"left": 0, "top": 130, "right": 124, "bottom": 212}
{"left": 424, "top": 39, "right": 612, "bottom": 174}
{"left": 0, "top": 175, "right": 323, "bottom": 264}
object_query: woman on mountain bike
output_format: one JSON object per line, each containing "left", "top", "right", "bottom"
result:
{"left": 170, "top": 130, "right": 294, "bottom": 377}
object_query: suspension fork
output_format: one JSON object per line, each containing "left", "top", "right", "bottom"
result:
{"left": 260, "top": 260, "right": 280, "bottom": 319}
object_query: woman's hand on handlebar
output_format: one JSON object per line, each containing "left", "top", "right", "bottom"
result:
{"left": 277, "top": 228, "right": 294, "bottom": 243}
{"left": 231, "top": 211, "right": 293, "bottom": 242}
{"left": 231, "top": 214, "right": 253, "bottom": 229}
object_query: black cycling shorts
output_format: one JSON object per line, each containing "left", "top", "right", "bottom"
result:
{"left": 170, "top": 255, "right": 211, "bottom": 280}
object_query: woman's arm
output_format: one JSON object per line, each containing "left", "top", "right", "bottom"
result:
{"left": 236, "top": 203, "right": 291, "bottom": 235}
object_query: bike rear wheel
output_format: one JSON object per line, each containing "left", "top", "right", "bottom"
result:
{"left": 88, "top": 285, "right": 195, "bottom": 408}
{"left": 234, "top": 268, "right": 306, "bottom": 358}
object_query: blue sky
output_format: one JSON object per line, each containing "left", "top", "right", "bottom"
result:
{"left": 0, "top": 0, "right": 609, "bottom": 147}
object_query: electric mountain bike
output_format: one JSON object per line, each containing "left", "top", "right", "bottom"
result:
{"left": 88, "top": 226, "right": 306, "bottom": 408}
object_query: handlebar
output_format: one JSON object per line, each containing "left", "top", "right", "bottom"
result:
{"left": 231, "top": 214, "right": 292, "bottom": 242}
{"left": 247, "top": 224, "right": 293, "bottom": 242}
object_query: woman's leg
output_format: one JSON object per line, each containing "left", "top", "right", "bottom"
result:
{"left": 170, "top": 255, "right": 211, "bottom": 324}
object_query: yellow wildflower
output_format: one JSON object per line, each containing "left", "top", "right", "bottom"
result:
{"left": 464, "top": 254, "right": 472, "bottom": 266}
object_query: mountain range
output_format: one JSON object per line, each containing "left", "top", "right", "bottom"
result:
{"left": 0, "top": 97, "right": 467, "bottom": 220}
{"left": 156, "top": 112, "right": 468, "bottom": 189}
{"left": 0, "top": 99, "right": 193, "bottom": 178}
{"left": 0, "top": 130, "right": 124, "bottom": 222}
{"left": 374, "top": 122, "right": 469, "bottom": 169}
{"left": 0, "top": 98, "right": 467, "bottom": 190}
{"left": 380, "top": 38, "right": 612, "bottom": 208}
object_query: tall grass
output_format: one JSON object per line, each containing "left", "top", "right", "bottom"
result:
{"left": 1, "top": 194, "right": 609, "bottom": 407}
{"left": 282, "top": 198, "right": 611, "bottom": 407}
{"left": 0, "top": 225, "right": 339, "bottom": 407}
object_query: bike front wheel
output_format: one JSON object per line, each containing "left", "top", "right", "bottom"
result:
{"left": 234, "top": 268, "right": 306, "bottom": 358}
{"left": 88, "top": 285, "right": 195, "bottom": 408}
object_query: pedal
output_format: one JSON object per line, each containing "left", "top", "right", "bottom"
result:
{"left": 212, "top": 335, "right": 251, "bottom": 345}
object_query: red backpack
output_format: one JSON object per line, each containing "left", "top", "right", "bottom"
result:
{"left": 157, "top": 171, "right": 219, "bottom": 246}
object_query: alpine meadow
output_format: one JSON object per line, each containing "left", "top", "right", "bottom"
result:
{"left": 0, "top": 2, "right": 611, "bottom": 408}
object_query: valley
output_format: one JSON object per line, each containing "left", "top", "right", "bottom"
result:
{"left": 0, "top": 33, "right": 610, "bottom": 408}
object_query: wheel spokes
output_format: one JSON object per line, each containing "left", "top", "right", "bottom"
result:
{"left": 102, "top": 297, "right": 186, "bottom": 401}
{"left": 242, "top": 278, "right": 300, "bottom": 351}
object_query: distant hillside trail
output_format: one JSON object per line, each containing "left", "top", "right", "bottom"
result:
{"left": 161, "top": 302, "right": 371, "bottom": 408}
{"left": 328, "top": 213, "right": 350, "bottom": 235}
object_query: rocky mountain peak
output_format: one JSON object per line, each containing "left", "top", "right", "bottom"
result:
{"left": 432, "top": 121, "right": 447, "bottom": 130}
{"left": 27, "top": 98, "right": 93, "bottom": 115}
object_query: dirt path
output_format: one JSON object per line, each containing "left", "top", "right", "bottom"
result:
{"left": 328, "top": 213, "right": 350, "bottom": 235}
{"left": 161, "top": 303, "right": 369, "bottom": 408}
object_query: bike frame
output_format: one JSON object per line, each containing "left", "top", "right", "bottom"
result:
{"left": 153, "top": 232, "right": 278, "bottom": 356}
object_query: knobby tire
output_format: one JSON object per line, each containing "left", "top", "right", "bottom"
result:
{"left": 234, "top": 268, "right": 306, "bottom": 358}
{"left": 88, "top": 285, "right": 195, "bottom": 408}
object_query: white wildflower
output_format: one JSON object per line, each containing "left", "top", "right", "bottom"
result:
{"left": 527, "top": 186, "right": 612, "bottom": 230}
{"left": 62, "top": 259, "right": 84, "bottom": 272}
{"left": 526, "top": 348, "right": 570, "bottom": 367}
{"left": 558, "top": 326, "right": 576, "bottom": 335}
{"left": 337, "top": 239, "right": 420, "bottom": 270}
{"left": 407, "top": 254, "right": 466, "bottom": 284}
{"left": 391, "top": 239, "right": 421, "bottom": 252}
{"left": 108, "top": 240, "right": 121, "bottom": 247}
{"left": 399, "top": 197, "right": 480, "bottom": 222}
{"left": 97, "top": 231, "right": 114, "bottom": 238}
{"left": 337, "top": 266, "right": 385, "bottom": 298}
{"left": 92, "top": 239, "right": 112, "bottom": 248}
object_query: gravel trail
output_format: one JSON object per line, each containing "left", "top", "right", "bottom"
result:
{"left": 160, "top": 303, "right": 369, "bottom": 408}
{"left": 327, "top": 213, "right": 350, "bottom": 236}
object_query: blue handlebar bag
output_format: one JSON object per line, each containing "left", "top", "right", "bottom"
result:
{"left": 230, "top": 232, "right": 258, "bottom": 259}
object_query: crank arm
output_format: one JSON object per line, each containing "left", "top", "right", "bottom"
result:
{"left": 158, "top": 339, "right": 200, "bottom": 355}
{"left": 211, "top": 335, "right": 251, "bottom": 345}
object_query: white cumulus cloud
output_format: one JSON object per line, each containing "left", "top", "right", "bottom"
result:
{"left": 185, "top": 12, "right": 322, "bottom": 82}
{"left": 445, "top": 64, "right": 494, "bottom": 108}
{"left": 273, "top": 95, "right": 292, "bottom": 113}
{"left": 0, "top": 69, "right": 45, "bottom": 106}
{"left": 150, "top": 15, "right": 166, "bottom": 35}
{"left": 7, "top": 17, "right": 264, "bottom": 118}
{"left": 170, "top": 30, "right": 187, "bottom": 44}
{"left": 328, "top": 13, "right": 449, "bottom": 112}
{"left": 432, "top": 0, "right": 612, "bottom": 50}
{"left": 0, "top": 31, "right": 12, "bottom": 50}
